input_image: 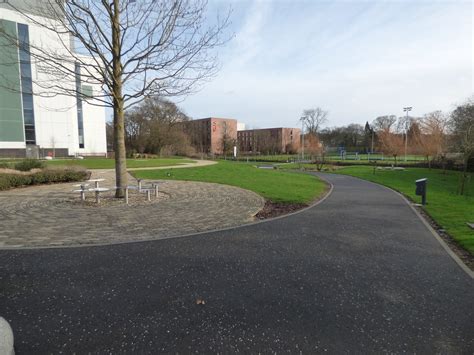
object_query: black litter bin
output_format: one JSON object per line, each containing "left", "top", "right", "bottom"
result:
{"left": 415, "top": 178, "right": 428, "bottom": 205}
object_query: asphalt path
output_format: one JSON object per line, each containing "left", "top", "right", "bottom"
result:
{"left": 0, "top": 173, "right": 473, "bottom": 353}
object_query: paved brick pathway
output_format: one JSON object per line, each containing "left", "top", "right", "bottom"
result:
{"left": 0, "top": 170, "right": 264, "bottom": 248}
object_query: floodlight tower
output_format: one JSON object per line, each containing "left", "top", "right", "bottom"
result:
{"left": 300, "top": 116, "right": 306, "bottom": 161}
{"left": 403, "top": 106, "right": 412, "bottom": 162}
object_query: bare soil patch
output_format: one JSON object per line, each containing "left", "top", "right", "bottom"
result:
{"left": 256, "top": 179, "right": 331, "bottom": 220}
{"left": 256, "top": 201, "right": 309, "bottom": 219}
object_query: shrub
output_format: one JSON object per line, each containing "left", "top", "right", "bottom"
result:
{"left": 0, "top": 169, "right": 88, "bottom": 191}
{"left": 14, "top": 159, "right": 44, "bottom": 171}
{"left": 0, "top": 161, "right": 11, "bottom": 169}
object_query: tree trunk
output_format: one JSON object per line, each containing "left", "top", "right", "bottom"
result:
{"left": 112, "top": 0, "right": 127, "bottom": 197}
{"left": 113, "top": 100, "right": 127, "bottom": 197}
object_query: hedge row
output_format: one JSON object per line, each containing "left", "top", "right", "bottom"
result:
{"left": 14, "top": 159, "right": 45, "bottom": 171}
{"left": 0, "top": 169, "right": 89, "bottom": 191}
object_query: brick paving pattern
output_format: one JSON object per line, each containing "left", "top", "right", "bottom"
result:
{"left": 0, "top": 170, "right": 264, "bottom": 248}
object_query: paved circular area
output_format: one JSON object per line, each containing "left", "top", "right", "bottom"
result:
{"left": 0, "top": 170, "right": 264, "bottom": 248}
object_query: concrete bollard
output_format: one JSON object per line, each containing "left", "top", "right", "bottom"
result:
{"left": 95, "top": 190, "right": 100, "bottom": 204}
{"left": 146, "top": 189, "right": 151, "bottom": 202}
{"left": 137, "top": 179, "right": 142, "bottom": 192}
{"left": 154, "top": 183, "right": 159, "bottom": 198}
{"left": 81, "top": 184, "right": 87, "bottom": 201}
{"left": 0, "top": 317, "right": 14, "bottom": 355}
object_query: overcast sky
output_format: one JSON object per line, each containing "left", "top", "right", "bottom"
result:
{"left": 180, "top": 0, "right": 473, "bottom": 129}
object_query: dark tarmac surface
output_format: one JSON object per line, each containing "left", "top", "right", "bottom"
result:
{"left": 1, "top": 173, "right": 473, "bottom": 353}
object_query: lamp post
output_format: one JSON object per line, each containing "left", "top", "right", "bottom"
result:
{"left": 300, "top": 116, "right": 306, "bottom": 161}
{"left": 403, "top": 106, "right": 412, "bottom": 162}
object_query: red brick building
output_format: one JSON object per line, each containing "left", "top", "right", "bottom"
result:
{"left": 183, "top": 117, "right": 237, "bottom": 155}
{"left": 237, "top": 128, "right": 301, "bottom": 154}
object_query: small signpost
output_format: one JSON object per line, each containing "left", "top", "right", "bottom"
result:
{"left": 415, "top": 178, "right": 428, "bottom": 205}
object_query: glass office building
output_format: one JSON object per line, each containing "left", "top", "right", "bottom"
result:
{"left": 0, "top": 1, "right": 107, "bottom": 157}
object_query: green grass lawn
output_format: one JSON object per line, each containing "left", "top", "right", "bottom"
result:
{"left": 132, "top": 161, "right": 326, "bottom": 204}
{"left": 44, "top": 157, "right": 195, "bottom": 169}
{"left": 334, "top": 166, "right": 474, "bottom": 254}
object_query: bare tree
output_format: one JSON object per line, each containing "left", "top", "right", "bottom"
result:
{"left": 125, "top": 97, "right": 191, "bottom": 156}
{"left": 301, "top": 108, "right": 328, "bottom": 135}
{"left": 412, "top": 111, "right": 448, "bottom": 169}
{"left": 372, "top": 115, "right": 397, "bottom": 132}
{"left": 0, "top": 1, "right": 229, "bottom": 196}
{"left": 376, "top": 121, "right": 404, "bottom": 165}
{"left": 304, "top": 133, "right": 323, "bottom": 159}
{"left": 221, "top": 121, "right": 236, "bottom": 158}
{"left": 450, "top": 97, "right": 474, "bottom": 195}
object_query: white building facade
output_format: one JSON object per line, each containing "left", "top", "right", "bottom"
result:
{"left": 0, "top": 1, "right": 107, "bottom": 157}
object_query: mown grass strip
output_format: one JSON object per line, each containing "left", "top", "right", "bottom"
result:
{"left": 132, "top": 161, "right": 326, "bottom": 204}
{"left": 44, "top": 157, "right": 195, "bottom": 169}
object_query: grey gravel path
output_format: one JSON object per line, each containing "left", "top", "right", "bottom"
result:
{"left": 0, "top": 173, "right": 472, "bottom": 353}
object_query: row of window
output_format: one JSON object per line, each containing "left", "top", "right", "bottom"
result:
{"left": 16, "top": 22, "right": 89, "bottom": 149}
{"left": 75, "top": 62, "right": 85, "bottom": 148}
{"left": 18, "top": 23, "right": 36, "bottom": 144}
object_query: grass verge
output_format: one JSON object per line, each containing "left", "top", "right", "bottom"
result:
{"left": 132, "top": 161, "right": 326, "bottom": 204}
{"left": 334, "top": 166, "right": 474, "bottom": 255}
{"left": 44, "top": 157, "right": 195, "bottom": 169}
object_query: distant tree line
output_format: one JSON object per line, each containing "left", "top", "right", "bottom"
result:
{"left": 106, "top": 97, "right": 194, "bottom": 157}
{"left": 317, "top": 97, "right": 473, "bottom": 171}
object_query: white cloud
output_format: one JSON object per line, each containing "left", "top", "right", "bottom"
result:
{"left": 183, "top": 0, "right": 473, "bottom": 128}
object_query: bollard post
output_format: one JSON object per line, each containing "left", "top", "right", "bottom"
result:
{"left": 124, "top": 187, "right": 129, "bottom": 205}
{"left": 80, "top": 184, "right": 86, "bottom": 201}
{"left": 0, "top": 317, "right": 14, "bottom": 355}
{"left": 138, "top": 179, "right": 142, "bottom": 192}
{"left": 154, "top": 183, "right": 159, "bottom": 198}
{"left": 146, "top": 189, "right": 151, "bottom": 201}
{"left": 95, "top": 190, "right": 100, "bottom": 204}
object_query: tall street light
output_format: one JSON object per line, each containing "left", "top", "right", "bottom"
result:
{"left": 403, "top": 106, "right": 412, "bottom": 162}
{"left": 300, "top": 116, "right": 306, "bottom": 161}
